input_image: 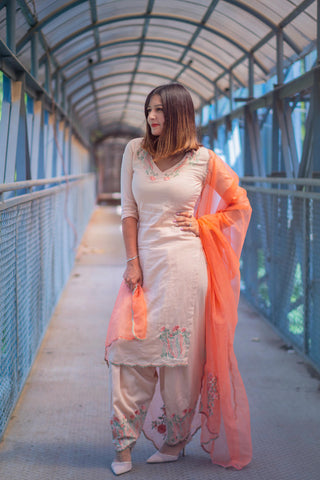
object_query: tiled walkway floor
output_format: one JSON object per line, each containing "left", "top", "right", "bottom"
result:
{"left": 0, "top": 206, "right": 319, "bottom": 480}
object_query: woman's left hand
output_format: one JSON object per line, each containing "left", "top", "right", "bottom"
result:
{"left": 174, "top": 211, "right": 199, "bottom": 237}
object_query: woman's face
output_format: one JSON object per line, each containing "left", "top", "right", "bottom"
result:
{"left": 147, "top": 94, "right": 165, "bottom": 136}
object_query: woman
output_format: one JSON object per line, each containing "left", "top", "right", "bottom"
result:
{"left": 105, "top": 83, "right": 252, "bottom": 475}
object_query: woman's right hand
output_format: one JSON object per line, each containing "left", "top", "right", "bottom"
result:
{"left": 123, "top": 259, "right": 143, "bottom": 291}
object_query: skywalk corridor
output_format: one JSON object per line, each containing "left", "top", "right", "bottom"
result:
{"left": 1, "top": 1, "right": 320, "bottom": 478}
{"left": 0, "top": 206, "right": 319, "bottom": 480}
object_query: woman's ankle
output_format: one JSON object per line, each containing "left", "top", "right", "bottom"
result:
{"left": 115, "top": 447, "right": 132, "bottom": 462}
{"left": 160, "top": 440, "right": 186, "bottom": 456}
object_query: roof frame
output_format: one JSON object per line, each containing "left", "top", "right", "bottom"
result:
{"left": 76, "top": 91, "right": 147, "bottom": 117}
{"left": 17, "top": 12, "right": 269, "bottom": 74}
{"left": 178, "top": 0, "right": 219, "bottom": 64}
{"left": 224, "top": 0, "right": 299, "bottom": 54}
{"left": 17, "top": 6, "right": 302, "bottom": 57}
{"left": 63, "top": 52, "right": 218, "bottom": 94}
{"left": 51, "top": 37, "right": 246, "bottom": 86}
{"left": 87, "top": 0, "right": 101, "bottom": 126}
{"left": 8, "top": 0, "right": 317, "bottom": 137}
{"left": 80, "top": 99, "right": 145, "bottom": 119}
{"left": 16, "top": 0, "right": 63, "bottom": 78}
{"left": 67, "top": 71, "right": 207, "bottom": 105}
{"left": 120, "top": 0, "right": 155, "bottom": 124}
{"left": 212, "top": 0, "right": 316, "bottom": 88}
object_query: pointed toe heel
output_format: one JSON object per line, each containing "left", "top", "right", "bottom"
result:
{"left": 147, "top": 451, "right": 179, "bottom": 464}
{"left": 111, "top": 460, "right": 132, "bottom": 475}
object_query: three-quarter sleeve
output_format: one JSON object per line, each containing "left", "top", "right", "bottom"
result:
{"left": 120, "top": 140, "right": 139, "bottom": 221}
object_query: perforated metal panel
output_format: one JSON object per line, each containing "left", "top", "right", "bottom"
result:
{"left": 241, "top": 185, "right": 320, "bottom": 371}
{"left": 0, "top": 175, "right": 96, "bottom": 439}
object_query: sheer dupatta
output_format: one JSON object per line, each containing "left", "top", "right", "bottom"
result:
{"left": 196, "top": 150, "right": 252, "bottom": 469}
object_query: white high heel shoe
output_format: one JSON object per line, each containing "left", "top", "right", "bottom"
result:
{"left": 111, "top": 460, "right": 132, "bottom": 475}
{"left": 111, "top": 447, "right": 132, "bottom": 475}
{"left": 146, "top": 447, "right": 185, "bottom": 464}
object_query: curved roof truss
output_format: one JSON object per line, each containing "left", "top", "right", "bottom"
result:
{"left": 2, "top": 0, "right": 316, "bottom": 141}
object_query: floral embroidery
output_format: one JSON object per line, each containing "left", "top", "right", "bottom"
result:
{"left": 137, "top": 147, "right": 201, "bottom": 181}
{"left": 152, "top": 405, "right": 195, "bottom": 443}
{"left": 137, "top": 147, "right": 159, "bottom": 179}
{"left": 160, "top": 325, "right": 190, "bottom": 359}
{"left": 151, "top": 405, "right": 167, "bottom": 436}
{"left": 111, "top": 405, "right": 147, "bottom": 450}
{"left": 200, "top": 373, "right": 219, "bottom": 416}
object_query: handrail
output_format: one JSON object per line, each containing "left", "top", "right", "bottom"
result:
{"left": 243, "top": 185, "right": 320, "bottom": 200}
{"left": 0, "top": 173, "right": 95, "bottom": 209}
{"left": 241, "top": 176, "right": 320, "bottom": 186}
{"left": 0, "top": 174, "right": 91, "bottom": 193}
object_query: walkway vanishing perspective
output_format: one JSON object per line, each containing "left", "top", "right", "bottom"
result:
{"left": 0, "top": 206, "right": 319, "bottom": 480}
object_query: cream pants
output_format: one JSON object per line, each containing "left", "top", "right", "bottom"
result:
{"left": 109, "top": 361, "right": 204, "bottom": 452}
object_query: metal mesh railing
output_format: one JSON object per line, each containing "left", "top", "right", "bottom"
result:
{"left": 240, "top": 178, "right": 320, "bottom": 371}
{"left": 0, "top": 175, "right": 96, "bottom": 438}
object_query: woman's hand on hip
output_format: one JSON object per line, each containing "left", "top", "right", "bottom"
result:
{"left": 123, "top": 259, "right": 143, "bottom": 291}
{"left": 174, "top": 211, "right": 199, "bottom": 237}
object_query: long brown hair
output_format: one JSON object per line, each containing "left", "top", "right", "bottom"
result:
{"left": 141, "top": 83, "right": 200, "bottom": 159}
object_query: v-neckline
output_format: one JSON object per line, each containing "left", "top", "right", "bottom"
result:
{"left": 150, "top": 153, "right": 187, "bottom": 174}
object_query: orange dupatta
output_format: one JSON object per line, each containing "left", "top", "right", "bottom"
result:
{"left": 196, "top": 150, "right": 252, "bottom": 469}
{"left": 105, "top": 283, "right": 147, "bottom": 362}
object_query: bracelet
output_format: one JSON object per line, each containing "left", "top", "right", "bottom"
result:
{"left": 127, "top": 254, "right": 139, "bottom": 262}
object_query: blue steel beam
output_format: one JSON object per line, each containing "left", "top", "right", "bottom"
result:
{"left": 214, "top": 83, "right": 219, "bottom": 119}
{"left": 31, "top": 32, "right": 38, "bottom": 79}
{"left": 0, "top": 75, "right": 11, "bottom": 182}
{"left": 277, "top": 28, "right": 284, "bottom": 85}
{"left": 30, "top": 98, "right": 45, "bottom": 180}
{"left": 229, "top": 72, "right": 233, "bottom": 111}
{"left": 276, "top": 98, "right": 299, "bottom": 177}
{"left": 44, "top": 56, "right": 50, "bottom": 93}
{"left": 272, "top": 91, "right": 281, "bottom": 173}
{"left": 313, "top": 67, "right": 320, "bottom": 171}
{"left": 0, "top": 37, "right": 89, "bottom": 147}
{"left": 248, "top": 52, "right": 254, "bottom": 98}
{"left": 45, "top": 113, "right": 55, "bottom": 178}
{"left": 211, "top": 65, "right": 317, "bottom": 131}
{"left": 297, "top": 97, "right": 312, "bottom": 178}
{"left": 5, "top": 75, "right": 31, "bottom": 184}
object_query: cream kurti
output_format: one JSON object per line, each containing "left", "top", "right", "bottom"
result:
{"left": 108, "top": 138, "right": 209, "bottom": 367}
